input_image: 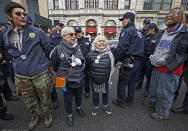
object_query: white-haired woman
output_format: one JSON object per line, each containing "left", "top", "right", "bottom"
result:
{"left": 86, "top": 35, "right": 114, "bottom": 116}
{"left": 50, "top": 27, "right": 85, "bottom": 127}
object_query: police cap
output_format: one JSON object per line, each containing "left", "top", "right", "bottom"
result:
{"left": 119, "top": 12, "right": 135, "bottom": 21}
{"left": 74, "top": 26, "right": 82, "bottom": 32}
{"left": 143, "top": 19, "right": 151, "bottom": 24}
{"left": 145, "top": 23, "right": 157, "bottom": 31}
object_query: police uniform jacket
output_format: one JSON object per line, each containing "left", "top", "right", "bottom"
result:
{"left": 49, "top": 31, "right": 62, "bottom": 46}
{"left": 2, "top": 22, "right": 54, "bottom": 77}
{"left": 144, "top": 33, "right": 158, "bottom": 58}
{"left": 115, "top": 22, "right": 144, "bottom": 62}
{"left": 77, "top": 36, "right": 91, "bottom": 57}
{"left": 86, "top": 51, "right": 111, "bottom": 84}
{"left": 50, "top": 39, "right": 85, "bottom": 88}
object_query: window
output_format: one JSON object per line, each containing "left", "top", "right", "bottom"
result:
{"left": 54, "top": 20, "right": 60, "bottom": 25}
{"left": 65, "top": 0, "right": 79, "bottom": 9}
{"left": 85, "top": 0, "right": 99, "bottom": 8}
{"left": 104, "top": 0, "right": 118, "bottom": 9}
{"left": 157, "top": 18, "right": 166, "bottom": 30}
{"left": 181, "top": 0, "right": 188, "bottom": 11}
{"left": 124, "top": 0, "right": 131, "bottom": 9}
{"left": 143, "top": 0, "right": 172, "bottom": 10}
{"left": 26, "top": 0, "right": 40, "bottom": 14}
{"left": 48, "top": 0, "right": 59, "bottom": 9}
{"left": 67, "top": 20, "right": 78, "bottom": 26}
{"left": 105, "top": 20, "right": 116, "bottom": 27}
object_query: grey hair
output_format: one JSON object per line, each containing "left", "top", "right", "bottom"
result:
{"left": 91, "top": 35, "right": 110, "bottom": 51}
{"left": 61, "top": 27, "right": 74, "bottom": 36}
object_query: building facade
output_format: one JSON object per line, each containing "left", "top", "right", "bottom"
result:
{"left": 48, "top": 0, "right": 188, "bottom": 39}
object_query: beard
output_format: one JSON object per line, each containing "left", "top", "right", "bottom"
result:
{"left": 165, "top": 19, "right": 178, "bottom": 27}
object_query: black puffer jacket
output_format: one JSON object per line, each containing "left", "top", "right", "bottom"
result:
{"left": 86, "top": 51, "right": 111, "bottom": 84}
{"left": 50, "top": 39, "right": 85, "bottom": 88}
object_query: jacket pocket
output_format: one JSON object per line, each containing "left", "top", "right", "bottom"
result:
{"left": 176, "top": 40, "right": 188, "bottom": 54}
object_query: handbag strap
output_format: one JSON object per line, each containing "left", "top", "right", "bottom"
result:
{"left": 65, "top": 53, "right": 78, "bottom": 79}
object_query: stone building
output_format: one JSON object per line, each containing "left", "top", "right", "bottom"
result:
{"left": 48, "top": 0, "right": 188, "bottom": 39}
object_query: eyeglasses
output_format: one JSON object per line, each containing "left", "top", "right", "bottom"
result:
{"left": 66, "top": 33, "right": 76, "bottom": 37}
{"left": 15, "top": 12, "right": 27, "bottom": 17}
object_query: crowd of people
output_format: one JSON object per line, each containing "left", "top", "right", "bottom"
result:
{"left": 0, "top": 1, "right": 188, "bottom": 131}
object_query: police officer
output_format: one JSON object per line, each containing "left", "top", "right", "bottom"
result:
{"left": 49, "top": 21, "right": 64, "bottom": 46}
{"left": 143, "top": 23, "right": 159, "bottom": 97}
{"left": 140, "top": 18, "right": 151, "bottom": 37}
{"left": 136, "top": 18, "right": 151, "bottom": 90}
{"left": 74, "top": 26, "right": 91, "bottom": 98}
{"left": 112, "top": 12, "right": 144, "bottom": 107}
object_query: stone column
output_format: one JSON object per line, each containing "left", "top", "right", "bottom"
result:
{"left": 38, "top": 0, "right": 49, "bottom": 18}
{"left": 59, "top": 0, "right": 63, "bottom": 9}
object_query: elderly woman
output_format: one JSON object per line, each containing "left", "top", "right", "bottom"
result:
{"left": 86, "top": 35, "right": 114, "bottom": 116}
{"left": 50, "top": 27, "right": 85, "bottom": 127}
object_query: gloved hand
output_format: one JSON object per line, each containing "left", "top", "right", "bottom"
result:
{"left": 75, "top": 58, "right": 82, "bottom": 66}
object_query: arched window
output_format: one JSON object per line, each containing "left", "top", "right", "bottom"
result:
{"left": 86, "top": 20, "right": 97, "bottom": 27}
{"left": 67, "top": 20, "right": 78, "bottom": 26}
{"left": 104, "top": 0, "right": 118, "bottom": 9}
{"left": 105, "top": 20, "right": 116, "bottom": 27}
{"left": 104, "top": 20, "right": 117, "bottom": 37}
{"left": 65, "top": 0, "right": 79, "bottom": 9}
{"left": 85, "top": 0, "right": 99, "bottom": 8}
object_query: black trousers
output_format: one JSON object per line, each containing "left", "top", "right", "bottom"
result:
{"left": 63, "top": 86, "right": 83, "bottom": 115}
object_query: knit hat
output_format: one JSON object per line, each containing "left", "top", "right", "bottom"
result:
{"left": 4, "top": 2, "right": 25, "bottom": 14}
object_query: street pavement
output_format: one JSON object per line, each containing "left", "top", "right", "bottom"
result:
{"left": 1, "top": 68, "right": 188, "bottom": 131}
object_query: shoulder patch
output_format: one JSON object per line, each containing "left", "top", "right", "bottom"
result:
{"left": 137, "top": 31, "right": 143, "bottom": 38}
{"left": 84, "top": 42, "right": 89, "bottom": 45}
{"left": 121, "top": 32, "right": 125, "bottom": 37}
{"left": 29, "top": 32, "right": 36, "bottom": 38}
{"left": 60, "top": 53, "right": 64, "bottom": 58}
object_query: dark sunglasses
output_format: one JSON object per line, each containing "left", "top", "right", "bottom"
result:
{"left": 66, "top": 33, "right": 76, "bottom": 37}
{"left": 15, "top": 12, "right": 27, "bottom": 17}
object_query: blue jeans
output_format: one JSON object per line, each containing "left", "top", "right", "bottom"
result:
{"left": 148, "top": 69, "right": 180, "bottom": 116}
{"left": 91, "top": 80, "right": 109, "bottom": 107}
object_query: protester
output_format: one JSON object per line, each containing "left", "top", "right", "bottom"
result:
{"left": 86, "top": 35, "right": 114, "bottom": 115}
{"left": 0, "top": 22, "right": 19, "bottom": 101}
{"left": 2, "top": 2, "right": 54, "bottom": 130}
{"left": 50, "top": 27, "right": 85, "bottom": 127}
{"left": 0, "top": 49, "right": 14, "bottom": 121}
{"left": 143, "top": 7, "right": 188, "bottom": 120}
{"left": 74, "top": 26, "right": 91, "bottom": 98}
{"left": 112, "top": 12, "right": 144, "bottom": 107}
{"left": 171, "top": 13, "right": 188, "bottom": 114}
